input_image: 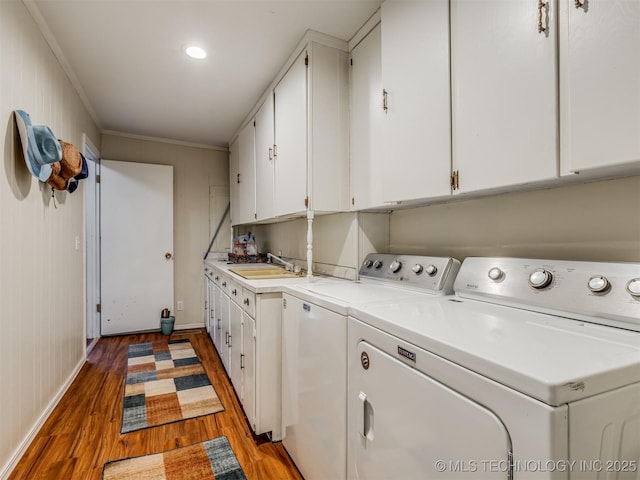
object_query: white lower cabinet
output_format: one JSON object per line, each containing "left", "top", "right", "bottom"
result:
{"left": 208, "top": 269, "right": 282, "bottom": 440}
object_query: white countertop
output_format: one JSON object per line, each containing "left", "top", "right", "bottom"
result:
{"left": 205, "top": 259, "right": 347, "bottom": 293}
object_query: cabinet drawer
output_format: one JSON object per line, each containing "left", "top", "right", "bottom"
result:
{"left": 228, "top": 279, "right": 243, "bottom": 305}
{"left": 242, "top": 289, "right": 256, "bottom": 318}
{"left": 216, "top": 273, "right": 230, "bottom": 295}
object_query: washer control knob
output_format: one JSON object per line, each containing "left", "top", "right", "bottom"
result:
{"left": 588, "top": 275, "right": 610, "bottom": 293}
{"left": 373, "top": 260, "right": 383, "bottom": 269}
{"left": 412, "top": 264, "right": 424, "bottom": 274}
{"left": 389, "top": 260, "right": 402, "bottom": 273}
{"left": 425, "top": 264, "right": 437, "bottom": 276}
{"left": 488, "top": 267, "right": 504, "bottom": 281}
{"left": 626, "top": 278, "right": 640, "bottom": 297}
{"left": 528, "top": 269, "right": 553, "bottom": 289}
{"left": 363, "top": 259, "right": 373, "bottom": 268}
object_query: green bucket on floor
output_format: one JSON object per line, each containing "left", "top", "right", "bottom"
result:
{"left": 160, "top": 316, "right": 175, "bottom": 335}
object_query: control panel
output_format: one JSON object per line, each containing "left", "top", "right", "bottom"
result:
{"left": 454, "top": 257, "right": 640, "bottom": 331}
{"left": 358, "top": 254, "right": 461, "bottom": 294}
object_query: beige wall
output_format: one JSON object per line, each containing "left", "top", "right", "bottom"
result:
{"left": 389, "top": 176, "right": 640, "bottom": 262}
{"left": 101, "top": 134, "right": 229, "bottom": 329}
{"left": 245, "top": 176, "right": 639, "bottom": 278}
{"left": 0, "top": 0, "right": 101, "bottom": 475}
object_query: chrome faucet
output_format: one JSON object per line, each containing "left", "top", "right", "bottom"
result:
{"left": 267, "top": 252, "right": 294, "bottom": 271}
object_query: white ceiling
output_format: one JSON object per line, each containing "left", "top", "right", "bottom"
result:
{"left": 30, "top": 0, "right": 383, "bottom": 148}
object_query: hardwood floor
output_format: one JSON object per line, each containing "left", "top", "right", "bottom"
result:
{"left": 9, "top": 329, "right": 302, "bottom": 480}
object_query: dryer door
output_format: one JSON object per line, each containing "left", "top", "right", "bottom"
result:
{"left": 351, "top": 340, "right": 512, "bottom": 479}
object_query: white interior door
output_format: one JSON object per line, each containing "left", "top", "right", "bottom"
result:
{"left": 100, "top": 160, "right": 174, "bottom": 335}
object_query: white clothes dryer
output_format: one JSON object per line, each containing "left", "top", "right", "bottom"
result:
{"left": 281, "top": 254, "right": 461, "bottom": 480}
{"left": 347, "top": 257, "right": 640, "bottom": 480}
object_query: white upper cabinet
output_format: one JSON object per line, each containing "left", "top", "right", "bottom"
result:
{"left": 274, "top": 41, "right": 350, "bottom": 218}
{"left": 230, "top": 121, "right": 256, "bottom": 226}
{"left": 274, "top": 50, "right": 308, "bottom": 218}
{"left": 560, "top": 0, "right": 640, "bottom": 175}
{"left": 229, "top": 137, "right": 240, "bottom": 226}
{"left": 350, "top": 22, "right": 384, "bottom": 211}
{"left": 451, "top": 0, "right": 558, "bottom": 194}
{"left": 380, "top": 0, "right": 452, "bottom": 203}
{"left": 255, "top": 93, "right": 275, "bottom": 221}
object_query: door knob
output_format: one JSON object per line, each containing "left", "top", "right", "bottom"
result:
{"left": 165, "top": 252, "right": 173, "bottom": 260}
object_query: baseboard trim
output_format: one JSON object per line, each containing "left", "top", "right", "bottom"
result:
{"left": 175, "top": 323, "right": 205, "bottom": 330}
{"left": 1, "top": 357, "right": 85, "bottom": 480}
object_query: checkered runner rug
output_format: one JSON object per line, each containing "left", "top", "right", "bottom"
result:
{"left": 121, "top": 339, "right": 224, "bottom": 433}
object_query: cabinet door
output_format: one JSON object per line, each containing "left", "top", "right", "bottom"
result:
{"left": 228, "top": 138, "right": 240, "bottom": 226}
{"left": 241, "top": 313, "right": 256, "bottom": 431}
{"left": 255, "top": 93, "right": 275, "bottom": 221}
{"left": 231, "top": 121, "right": 256, "bottom": 225}
{"left": 451, "top": 0, "right": 558, "bottom": 193}
{"left": 350, "top": 23, "right": 384, "bottom": 210}
{"left": 218, "top": 292, "right": 230, "bottom": 372}
{"left": 274, "top": 49, "right": 308, "bottom": 217}
{"left": 560, "top": 0, "right": 640, "bottom": 174}
{"left": 381, "top": 0, "right": 452, "bottom": 203}
{"left": 212, "top": 284, "right": 221, "bottom": 352}
{"left": 229, "top": 299, "right": 243, "bottom": 394}
{"left": 206, "top": 277, "right": 214, "bottom": 335}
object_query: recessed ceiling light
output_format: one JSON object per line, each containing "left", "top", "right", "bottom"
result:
{"left": 185, "top": 45, "right": 207, "bottom": 60}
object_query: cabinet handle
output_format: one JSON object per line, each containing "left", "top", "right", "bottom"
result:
{"left": 240, "top": 353, "right": 245, "bottom": 370}
{"left": 244, "top": 298, "right": 250, "bottom": 306}
{"left": 268, "top": 146, "right": 273, "bottom": 161}
{"left": 537, "top": 0, "right": 548, "bottom": 34}
{"left": 215, "top": 276, "right": 219, "bottom": 281}
{"left": 382, "top": 89, "right": 388, "bottom": 113}
{"left": 225, "top": 331, "right": 229, "bottom": 344}
{"left": 237, "top": 173, "right": 241, "bottom": 184}
{"left": 222, "top": 281, "right": 227, "bottom": 287}
{"left": 217, "top": 318, "right": 221, "bottom": 330}
{"left": 228, "top": 334, "right": 232, "bottom": 347}
{"left": 232, "top": 288, "right": 237, "bottom": 296}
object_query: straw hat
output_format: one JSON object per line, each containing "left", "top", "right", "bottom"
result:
{"left": 48, "top": 141, "right": 83, "bottom": 191}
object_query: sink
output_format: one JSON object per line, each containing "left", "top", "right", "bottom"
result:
{"left": 229, "top": 267, "right": 302, "bottom": 280}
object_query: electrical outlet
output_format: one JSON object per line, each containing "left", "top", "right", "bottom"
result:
{"left": 176, "top": 301, "right": 184, "bottom": 311}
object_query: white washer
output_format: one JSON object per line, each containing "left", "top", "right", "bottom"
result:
{"left": 348, "top": 257, "right": 640, "bottom": 480}
{"left": 281, "top": 254, "right": 461, "bottom": 480}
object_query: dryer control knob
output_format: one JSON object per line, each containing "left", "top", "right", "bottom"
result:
{"left": 389, "top": 260, "right": 402, "bottom": 273}
{"left": 363, "top": 259, "right": 373, "bottom": 268}
{"left": 529, "top": 269, "right": 553, "bottom": 289}
{"left": 626, "top": 278, "right": 640, "bottom": 297}
{"left": 488, "top": 267, "right": 504, "bottom": 281}
{"left": 373, "top": 260, "right": 383, "bottom": 269}
{"left": 412, "top": 264, "right": 424, "bottom": 274}
{"left": 588, "top": 275, "right": 610, "bottom": 293}
{"left": 425, "top": 264, "right": 437, "bottom": 276}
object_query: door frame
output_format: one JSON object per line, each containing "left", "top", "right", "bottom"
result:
{"left": 82, "top": 133, "right": 101, "bottom": 354}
